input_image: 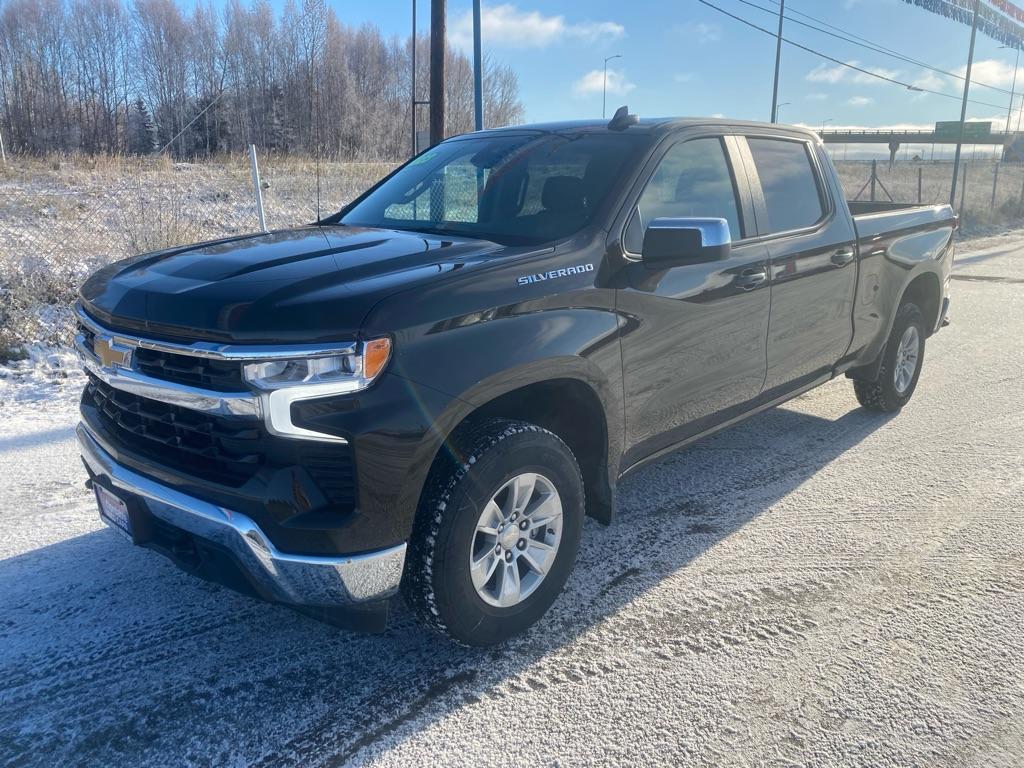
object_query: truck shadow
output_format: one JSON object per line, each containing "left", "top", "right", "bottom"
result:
{"left": 0, "top": 397, "right": 894, "bottom": 767}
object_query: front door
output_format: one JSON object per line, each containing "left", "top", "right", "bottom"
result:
{"left": 617, "top": 135, "right": 771, "bottom": 467}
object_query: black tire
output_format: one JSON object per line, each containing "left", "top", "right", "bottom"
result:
{"left": 402, "top": 418, "right": 585, "bottom": 647}
{"left": 854, "top": 301, "right": 926, "bottom": 413}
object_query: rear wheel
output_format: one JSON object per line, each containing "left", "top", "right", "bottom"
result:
{"left": 402, "top": 419, "right": 584, "bottom": 646}
{"left": 854, "top": 301, "right": 926, "bottom": 413}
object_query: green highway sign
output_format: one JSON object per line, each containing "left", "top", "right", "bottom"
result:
{"left": 935, "top": 121, "right": 992, "bottom": 139}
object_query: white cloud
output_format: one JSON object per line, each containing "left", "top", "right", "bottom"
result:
{"left": 911, "top": 69, "right": 950, "bottom": 93}
{"left": 847, "top": 95, "right": 874, "bottom": 107}
{"left": 806, "top": 62, "right": 848, "bottom": 84}
{"left": 674, "top": 72, "right": 697, "bottom": 83}
{"left": 957, "top": 58, "right": 1019, "bottom": 88}
{"left": 852, "top": 65, "right": 900, "bottom": 84}
{"left": 450, "top": 4, "right": 624, "bottom": 50}
{"left": 573, "top": 68, "right": 635, "bottom": 97}
{"left": 567, "top": 20, "right": 626, "bottom": 43}
{"left": 693, "top": 22, "right": 721, "bottom": 43}
{"left": 806, "top": 60, "right": 900, "bottom": 86}
{"left": 806, "top": 92, "right": 828, "bottom": 101}
{"left": 673, "top": 21, "right": 721, "bottom": 44}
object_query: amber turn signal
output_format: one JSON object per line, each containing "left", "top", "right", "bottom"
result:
{"left": 363, "top": 337, "right": 392, "bottom": 380}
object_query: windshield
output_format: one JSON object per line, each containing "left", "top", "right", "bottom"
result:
{"left": 339, "top": 132, "right": 648, "bottom": 246}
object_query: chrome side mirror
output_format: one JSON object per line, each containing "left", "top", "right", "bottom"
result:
{"left": 641, "top": 217, "right": 731, "bottom": 268}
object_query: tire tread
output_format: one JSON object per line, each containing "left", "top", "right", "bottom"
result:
{"left": 853, "top": 301, "right": 925, "bottom": 413}
{"left": 401, "top": 418, "right": 581, "bottom": 644}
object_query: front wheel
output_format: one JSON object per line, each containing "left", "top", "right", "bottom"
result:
{"left": 854, "top": 301, "right": 926, "bottom": 413}
{"left": 402, "top": 419, "right": 584, "bottom": 646}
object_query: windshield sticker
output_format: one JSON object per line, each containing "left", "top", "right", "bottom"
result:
{"left": 517, "top": 263, "right": 594, "bottom": 286}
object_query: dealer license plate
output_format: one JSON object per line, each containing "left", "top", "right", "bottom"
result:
{"left": 96, "top": 485, "right": 132, "bottom": 538}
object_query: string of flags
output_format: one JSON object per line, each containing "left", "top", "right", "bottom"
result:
{"left": 901, "top": 0, "right": 1024, "bottom": 48}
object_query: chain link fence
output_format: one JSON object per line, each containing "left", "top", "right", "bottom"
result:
{"left": 833, "top": 160, "right": 1024, "bottom": 230}
{"left": 5, "top": 152, "right": 1024, "bottom": 359}
{"left": 0, "top": 153, "right": 393, "bottom": 357}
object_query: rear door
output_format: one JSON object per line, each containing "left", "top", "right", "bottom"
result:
{"left": 740, "top": 136, "right": 858, "bottom": 395}
{"left": 616, "top": 134, "right": 772, "bottom": 467}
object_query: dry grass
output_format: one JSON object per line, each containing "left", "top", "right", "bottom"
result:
{"left": 833, "top": 160, "right": 1024, "bottom": 229}
{"left": 1, "top": 153, "right": 1021, "bottom": 358}
{"left": 0, "top": 153, "right": 394, "bottom": 356}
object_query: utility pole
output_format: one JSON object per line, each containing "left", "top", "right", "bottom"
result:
{"left": 770, "top": 0, "right": 785, "bottom": 123}
{"left": 1001, "top": 45, "right": 1020, "bottom": 137}
{"left": 429, "top": 0, "right": 446, "bottom": 147}
{"left": 473, "top": 0, "right": 483, "bottom": 131}
{"left": 950, "top": 0, "right": 979, "bottom": 207}
{"left": 411, "top": 0, "right": 417, "bottom": 155}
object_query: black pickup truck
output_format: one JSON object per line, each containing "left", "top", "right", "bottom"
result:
{"left": 76, "top": 111, "right": 955, "bottom": 645}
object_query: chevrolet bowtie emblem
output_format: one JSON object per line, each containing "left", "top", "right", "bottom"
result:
{"left": 94, "top": 335, "right": 132, "bottom": 369}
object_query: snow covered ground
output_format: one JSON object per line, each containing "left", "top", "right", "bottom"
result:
{"left": 1, "top": 237, "right": 1023, "bottom": 767}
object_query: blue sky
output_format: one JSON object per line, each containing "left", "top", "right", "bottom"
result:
{"left": 321, "top": 0, "right": 1024, "bottom": 135}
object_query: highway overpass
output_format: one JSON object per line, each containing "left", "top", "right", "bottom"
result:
{"left": 819, "top": 129, "right": 1017, "bottom": 146}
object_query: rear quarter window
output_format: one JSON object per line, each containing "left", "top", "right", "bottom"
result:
{"left": 747, "top": 138, "right": 826, "bottom": 234}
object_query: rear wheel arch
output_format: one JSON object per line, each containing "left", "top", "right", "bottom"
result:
{"left": 899, "top": 271, "right": 942, "bottom": 337}
{"left": 847, "top": 268, "right": 942, "bottom": 384}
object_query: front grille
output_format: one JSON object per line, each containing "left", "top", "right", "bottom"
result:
{"left": 82, "top": 373, "right": 358, "bottom": 510}
{"left": 133, "top": 347, "right": 246, "bottom": 392}
{"left": 84, "top": 373, "right": 262, "bottom": 485}
{"left": 76, "top": 319, "right": 246, "bottom": 392}
{"left": 78, "top": 321, "right": 98, "bottom": 350}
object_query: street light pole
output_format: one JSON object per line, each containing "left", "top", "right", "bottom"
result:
{"left": 776, "top": 101, "right": 791, "bottom": 121}
{"left": 950, "top": 0, "right": 980, "bottom": 207}
{"left": 821, "top": 117, "right": 833, "bottom": 133}
{"left": 999, "top": 45, "right": 1015, "bottom": 137}
{"left": 1004, "top": 46, "right": 1020, "bottom": 137}
{"left": 472, "top": 0, "right": 483, "bottom": 131}
{"left": 603, "top": 54, "right": 622, "bottom": 119}
{"left": 770, "top": 0, "right": 785, "bottom": 123}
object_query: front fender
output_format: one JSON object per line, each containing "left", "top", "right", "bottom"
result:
{"left": 391, "top": 310, "right": 625, "bottom": 525}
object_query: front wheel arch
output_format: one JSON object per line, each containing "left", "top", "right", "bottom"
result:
{"left": 408, "top": 367, "right": 618, "bottom": 533}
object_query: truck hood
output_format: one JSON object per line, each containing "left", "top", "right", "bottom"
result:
{"left": 80, "top": 225, "right": 507, "bottom": 343}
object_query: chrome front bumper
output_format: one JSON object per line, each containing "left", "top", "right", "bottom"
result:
{"left": 77, "top": 424, "right": 406, "bottom": 608}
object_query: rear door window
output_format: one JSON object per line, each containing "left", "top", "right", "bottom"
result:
{"left": 746, "top": 138, "right": 826, "bottom": 234}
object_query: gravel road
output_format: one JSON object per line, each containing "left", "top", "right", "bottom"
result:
{"left": 2, "top": 237, "right": 1023, "bottom": 767}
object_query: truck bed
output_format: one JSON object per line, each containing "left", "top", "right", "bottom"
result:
{"left": 848, "top": 201, "right": 957, "bottom": 241}
{"left": 843, "top": 201, "right": 954, "bottom": 243}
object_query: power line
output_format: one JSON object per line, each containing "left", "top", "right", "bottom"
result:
{"left": 697, "top": 0, "right": 1011, "bottom": 111}
{"left": 738, "top": 0, "right": 1015, "bottom": 96}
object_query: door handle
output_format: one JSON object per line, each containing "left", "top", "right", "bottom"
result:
{"left": 734, "top": 268, "right": 768, "bottom": 289}
{"left": 831, "top": 248, "right": 856, "bottom": 267}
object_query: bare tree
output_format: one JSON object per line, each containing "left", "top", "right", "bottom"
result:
{"left": 0, "top": 0, "right": 525, "bottom": 159}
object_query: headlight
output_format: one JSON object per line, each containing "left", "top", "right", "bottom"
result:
{"left": 243, "top": 337, "right": 391, "bottom": 393}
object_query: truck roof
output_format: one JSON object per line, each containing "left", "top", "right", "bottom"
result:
{"left": 474, "top": 116, "right": 819, "bottom": 140}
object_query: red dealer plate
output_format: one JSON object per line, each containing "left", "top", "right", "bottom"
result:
{"left": 96, "top": 485, "right": 132, "bottom": 539}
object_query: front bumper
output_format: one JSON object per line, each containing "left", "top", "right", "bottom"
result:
{"left": 78, "top": 423, "right": 406, "bottom": 615}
